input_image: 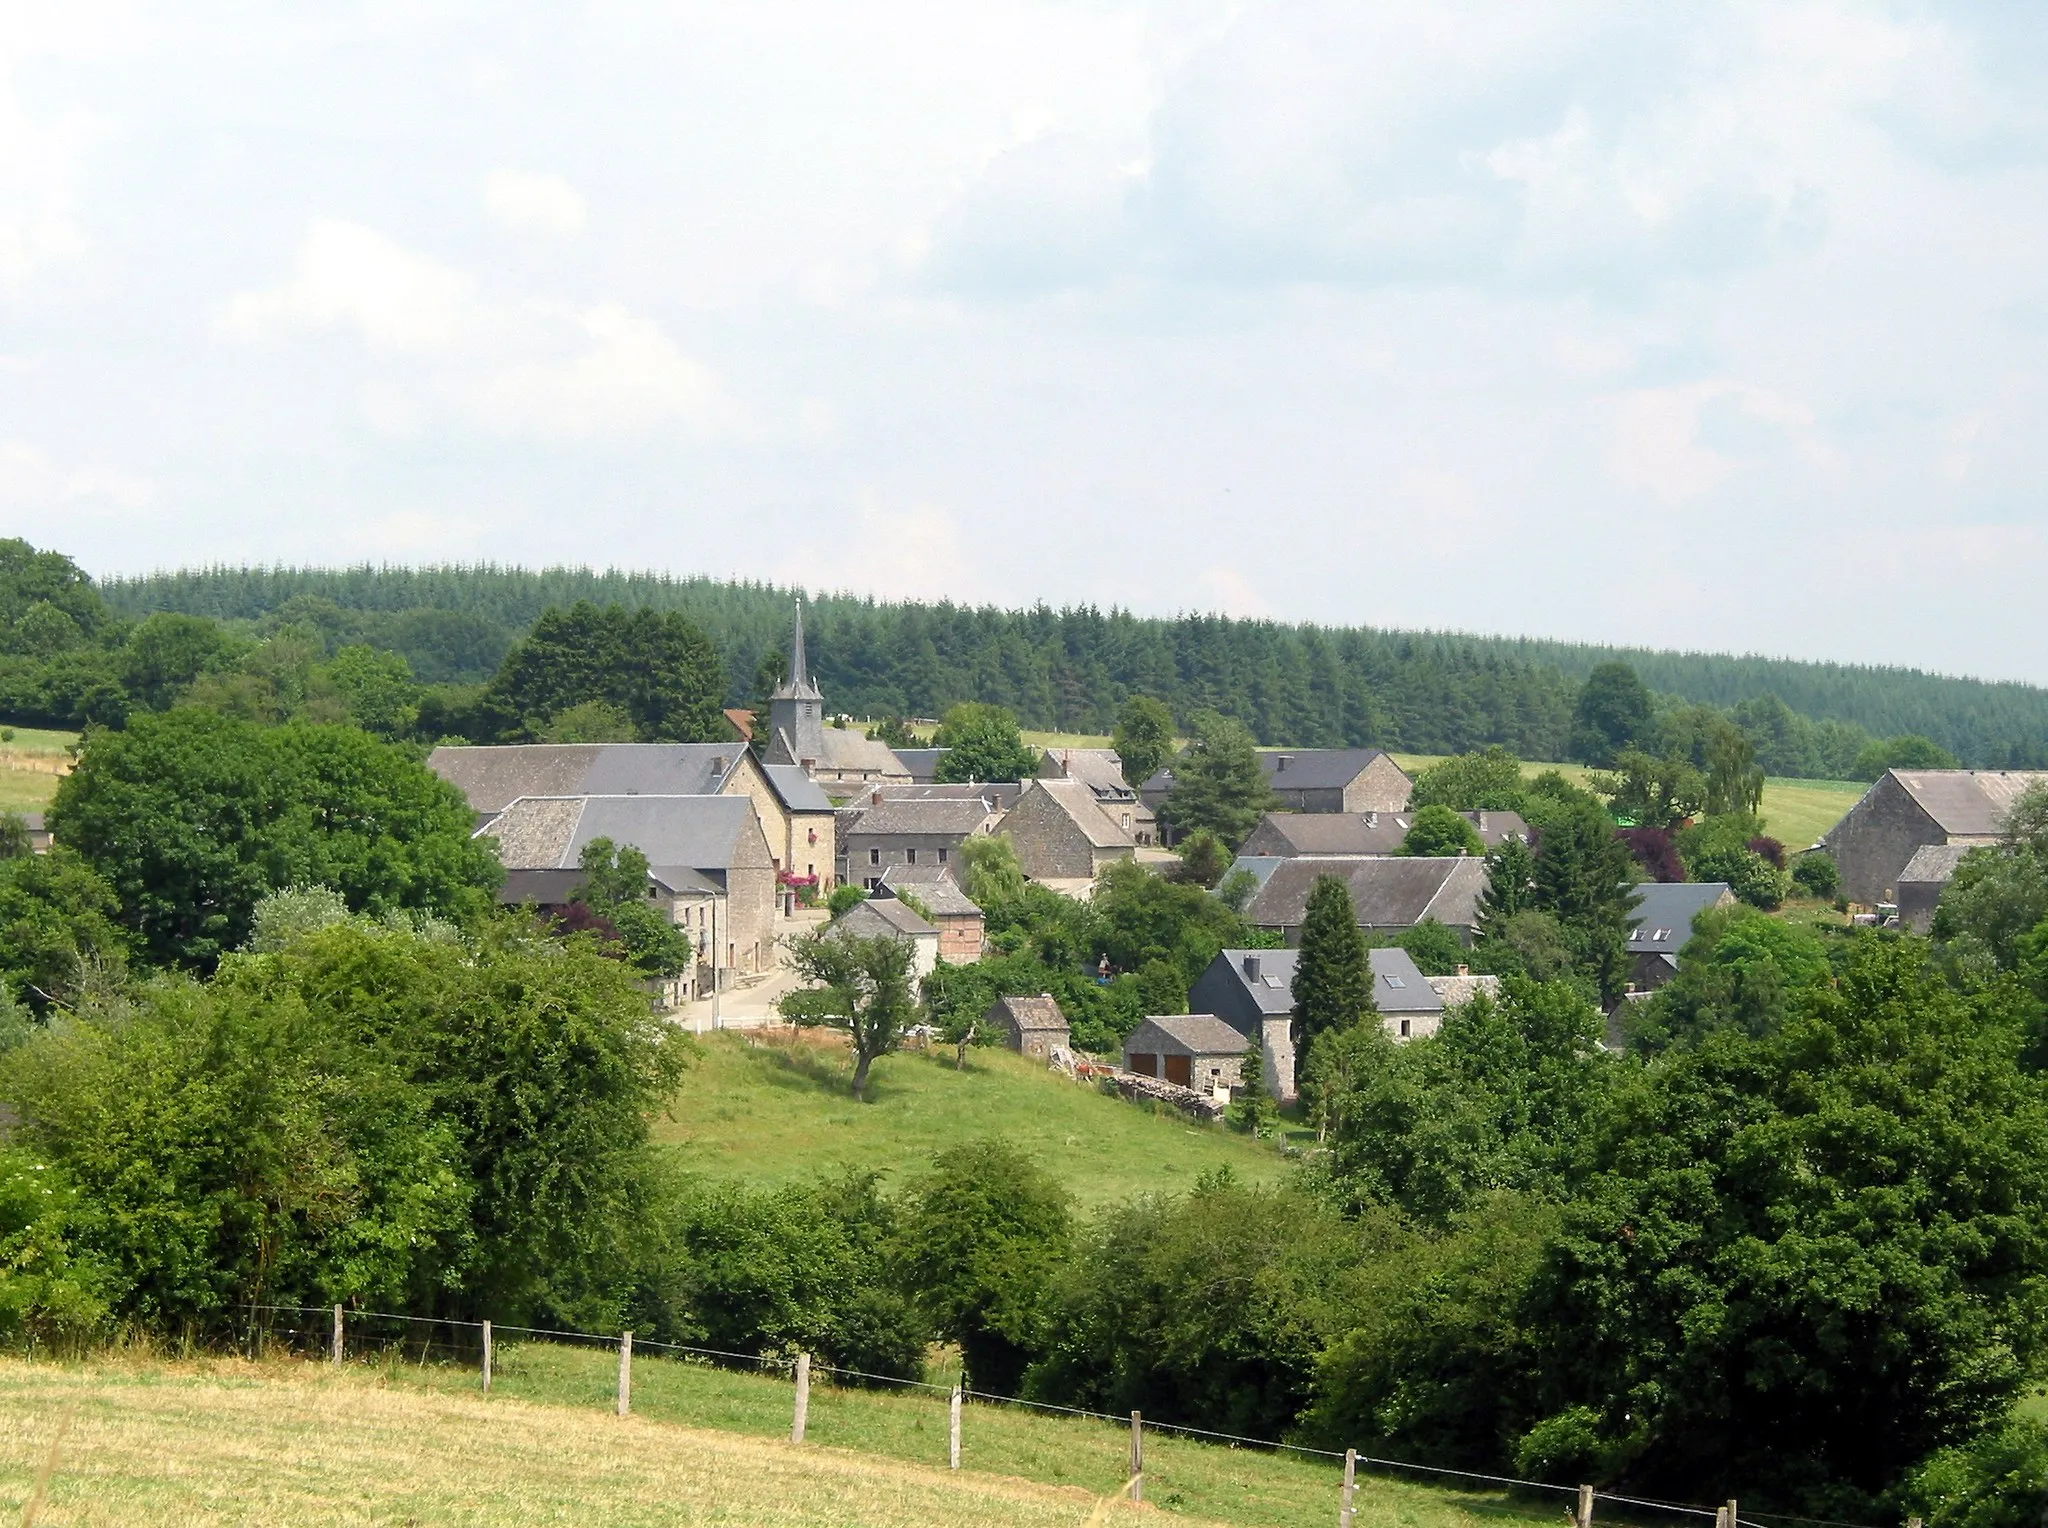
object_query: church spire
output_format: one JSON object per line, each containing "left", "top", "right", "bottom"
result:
{"left": 772, "top": 601, "right": 823, "bottom": 702}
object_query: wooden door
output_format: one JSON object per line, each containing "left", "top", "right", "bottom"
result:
{"left": 1164, "top": 1054, "right": 1192, "bottom": 1087}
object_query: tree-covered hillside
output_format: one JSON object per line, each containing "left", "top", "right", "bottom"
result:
{"left": 103, "top": 563, "right": 2048, "bottom": 768}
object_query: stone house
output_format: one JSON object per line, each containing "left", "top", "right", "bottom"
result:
{"left": 841, "top": 795, "right": 1005, "bottom": 890}
{"left": 428, "top": 740, "right": 837, "bottom": 889}
{"left": 1898, "top": 844, "right": 1975, "bottom": 933}
{"left": 1039, "top": 748, "right": 1159, "bottom": 845}
{"left": 1002, "top": 777, "right": 1137, "bottom": 885}
{"left": 1820, "top": 769, "right": 2048, "bottom": 910}
{"left": 876, "top": 864, "right": 985, "bottom": 961}
{"left": 893, "top": 748, "right": 948, "bottom": 784}
{"left": 1625, "top": 881, "right": 1737, "bottom": 995}
{"left": 831, "top": 895, "right": 941, "bottom": 986}
{"left": 1122, "top": 1014, "right": 1255, "bottom": 1097}
{"left": 1238, "top": 808, "right": 1530, "bottom": 859}
{"left": 1234, "top": 854, "right": 1490, "bottom": 943}
{"left": 1141, "top": 748, "right": 1413, "bottom": 826}
{"left": 483, "top": 793, "right": 778, "bottom": 977}
{"left": 986, "top": 994, "right": 1069, "bottom": 1058}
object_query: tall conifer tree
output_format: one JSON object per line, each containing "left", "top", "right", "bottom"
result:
{"left": 1292, "top": 873, "right": 1373, "bottom": 1061}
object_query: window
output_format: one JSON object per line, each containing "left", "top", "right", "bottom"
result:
{"left": 1399, "top": 1019, "right": 1411, "bottom": 1039}
{"left": 864, "top": 877, "right": 880, "bottom": 892}
{"left": 1383, "top": 975, "right": 1405, "bottom": 989}
{"left": 807, "top": 863, "right": 815, "bottom": 878}
{"left": 808, "top": 827, "right": 818, "bottom": 846}
{"left": 1654, "top": 928, "right": 1673, "bottom": 942}
{"left": 937, "top": 847, "right": 949, "bottom": 863}
{"left": 869, "top": 848, "right": 880, "bottom": 865}
{"left": 906, "top": 848, "right": 918, "bottom": 865}
{"left": 1121, "top": 812, "right": 1131, "bottom": 830}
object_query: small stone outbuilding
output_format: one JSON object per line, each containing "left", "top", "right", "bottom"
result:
{"left": 986, "top": 994, "right": 1070, "bottom": 1058}
{"left": 877, "top": 864, "right": 985, "bottom": 961}
{"left": 1122, "top": 1014, "right": 1255, "bottom": 1096}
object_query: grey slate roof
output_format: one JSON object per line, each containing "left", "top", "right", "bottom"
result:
{"left": 483, "top": 795, "right": 757, "bottom": 886}
{"left": 1240, "top": 856, "right": 1489, "bottom": 930}
{"left": 893, "top": 748, "right": 948, "bottom": 783}
{"left": 989, "top": 994, "right": 1068, "bottom": 1033}
{"left": 763, "top": 763, "right": 834, "bottom": 812}
{"left": 1026, "top": 778, "right": 1135, "bottom": 848}
{"left": 1129, "top": 1013, "right": 1254, "bottom": 1056}
{"left": 844, "top": 797, "right": 1003, "bottom": 837}
{"left": 430, "top": 744, "right": 747, "bottom": 815}
{"left": 1041, "top": 748, "right": 1140, "bottom": 797}
{"left": 835, "top": 897, "right": 939, "bottom": 939}
{"left": 1207, "top": 946, "right": 1443, "bottom": 1015}
{"left": 877, "top": 864, "right": 981, "bottom": 916}
{"left": 1625, "top": 882, "right": 1733, "bottom": 955}
{"left": 1899, "top": 843, "right": 1977, "bottom": 885}
{"left": 1256, "top": 748, "right": 1393, "bottom": 790}
{"left": 1241, "top": 809, "right": 1529, "bottom": 858}
{"left": 1886, "top": 770, "right": 2048, "bottom": 837}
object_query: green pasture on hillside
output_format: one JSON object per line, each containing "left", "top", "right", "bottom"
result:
{"left": 656, "top": 1032, "right": 1289, "bottom": 1209}
{"left": 0, "top": 725, "right": 74, "bottom": 813}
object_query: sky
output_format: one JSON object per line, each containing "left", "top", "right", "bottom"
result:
{"left": 4, "top": 2, "right": 2047, "bottom": 681}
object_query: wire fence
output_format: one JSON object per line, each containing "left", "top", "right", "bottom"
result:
{"left": 242, "top": 1302, "right": 1892, "bottom": 1528}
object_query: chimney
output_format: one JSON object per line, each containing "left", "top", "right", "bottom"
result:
{"left": 871, "top": 789, "right": 883, "bottom": 806}
{"left": 1456, "top": 964, "right": 1469, "bottom": 978}
{"left": 1275, "top": 755, "right": 1290, "bottom": 772}
{"left": 712, "top": 755, "right": 726, "bottom": 774}
{"left": 1242, "top": 955, "right": 1260, "bottom": 981}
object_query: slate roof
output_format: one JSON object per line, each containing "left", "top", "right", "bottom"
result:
{"left": 1207, "top": 946, "right": 1443, "bottom": 1015}
{"left": 877, "top": 864, "right": 981, "bottom": 916}
{"left": 1886, "top": 770, "right": 2048, "bottom": 838}
{"left": 1625, "top": 882, "right": 1733, "bottom": 955}
{"left": 1899, "top": 842, "right": 1977, "bottom": 885}
{"left": 1129, "top": 1014, "right": 1256, "bottom": 1056}
{"left": 1042, "top": 747, "right": 1140, "bottom": 798}
{"left": 763, "top": 763, "right": 834, "bottom": 812}
{"left": 500, "top": 864, "right": 719, "bottom": 905}
{"left": 894, "top": 748, "right": 948, "bottom": 783}
{"left": 1240, "top": 856, "right": 1489, "bottom": 930}
{"left": 430, "top": 744, "right": 747, "bottom": 815}
{"left": 1257, "top": 748, "right": 1394, "bottom": 790}
{"left": 835, "top": 897, "right": 938, "bottom": 939}
{"left": 482, "top": 795, "right": 758, "bottom": 885}
{"left": 989, "top": 994, "right": 1068, "bottom": 1033}
{"left": 847, "top": 782, "right": 1024, "bottom": 810}
{"left": 794, "top": 729, "right": 908, "bottom": 776}
{"left": 1028, "top": 777, "right": 1135, "bottom": 848}
{"left": 1241, "top": 809, "right": 1528, "bottom": 858}
{"left": 844, "top": 797, "right": 1003, "bottom": 837}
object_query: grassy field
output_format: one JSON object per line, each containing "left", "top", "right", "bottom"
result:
{"left": 657, "top": 1031, "right": 1288, "bottom": 1209}
{"left": 0, "top": 1350, "right": 1571, "bottom": 1528}
{"left": 1389, "top": 753, "right": 1861, "bottom": 852}
{"left": 0, "top": 725, "right": 73, "bottom": 814}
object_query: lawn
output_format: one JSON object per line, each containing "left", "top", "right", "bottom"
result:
{"left": 656, "top": 1030, "right": 1289, "bottom": 1209}
{"left": 0, "top": 1350, "right": 1574, "bottom": 1528}
{"left": 1389, "top": 753, "right": 1863, "bottom": 852}
{"left": 0, "top": 725, "right": 74, "bottom": 814}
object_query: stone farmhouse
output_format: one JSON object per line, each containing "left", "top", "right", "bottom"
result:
{"left": 1142, "top": 747, "right": 1413, "bottom": 829}
{"left": 830, "top": 895, "right": 941, "bottom": 986}
{"left": 1001, "top": 777, "right": 1138, "bottom": 887}
{"left": 841, "top": 794, "right": 1005, "bottom": 890}
{"left": 1238, "top": 808, "right": 1529, "bottom": 859}
{"left": 429, "top": 740, "right": 838, "bottom": 890}
{"left": 1039, "top": 747, "right": 1158, "bottom": 845}
{"left": 1232, "top": 854, "right": 1491, "bottom": 943}
{"left": 1819, "top": 769, "right": 2048, "bottom": 911}
{"left": 876, "top": 864, "right": 985, "bottom": 961}
{"left": 485, "top": 793, "right": 777, "bottom": 978}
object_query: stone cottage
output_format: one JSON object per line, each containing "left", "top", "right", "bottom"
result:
{"left": 986, "top": 994, "right": 1070, "bottom": 1058}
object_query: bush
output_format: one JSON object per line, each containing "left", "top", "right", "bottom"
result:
{"left": 1617, "top": 827, "right": 1684, "bottom": 883}
{"left": 827, "top": 883, "right": 868, "bottom": 918}
{"left": 1690, "top": 846, "right": 1791, "bottom": 910}
{"left": 1904, "top": 1419, "right": 2048, "bottom": 1528}
{"left": 1401, "top": 806, "right": 1485, "bottom": 858}
{"left": 1792, "top": 854, "right": 1841, "bottom": 900}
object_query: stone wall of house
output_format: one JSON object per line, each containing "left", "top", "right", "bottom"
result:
{"left": 844, "top": 832, "right": 973, "bottom": 888}
{"left": 788, "top": 811, "right": 836, "bottom": 887}
{"left": 721, "top": 759, "right": 793, "bottom": 873}
{"left": 936, "top": 914, "right": 984, "bottom": 962}
{"left": 1003, "top": 786, "right": 1098, "bottom": 879}
{"left": 1343, "top": 754, "right": 1415, "bottom": 814}
{"left": 1260, "top": 1015, "right": 1296, "bottom": 1102}
{"left": 1829, "top": 775, "right": 1942, "bottom": 906}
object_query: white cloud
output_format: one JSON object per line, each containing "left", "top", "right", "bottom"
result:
{"left": 779, "top": 500, "right": 979, "bottom": 605}
{"left": 474, "top": 303, "right": 719, "bottom": 439}
{"left": 219, "top": 219, "right": 473, "bottom": 352}
{"left": 0, "top": 441, "right": 153, "bottom": 511}
{"left": 482, "top": 170, "right": 586, "bottom": 236}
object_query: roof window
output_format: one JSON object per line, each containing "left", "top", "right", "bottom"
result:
{"left": 1383, "top": 975, "right": 1405, "bottom": 989}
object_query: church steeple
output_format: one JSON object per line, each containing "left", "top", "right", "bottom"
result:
{"left": 767, "top": 601, "right": 825, "bottom": 765}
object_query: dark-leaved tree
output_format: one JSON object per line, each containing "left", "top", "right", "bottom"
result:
{"left": 482, "top": 601, "right": 725, "bottom": 743}
{"left": 1161, "top": 711, "right": 1279, "bottom": 849}
{"left": 1293, "top": 873, "right": 1371, "bottom": 1062}
{"left": 1569, "top": 662, "right": 1653, "bottom": 768}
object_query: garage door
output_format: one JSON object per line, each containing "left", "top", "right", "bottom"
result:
{"left": 1128, "top": 1053, "right": 1157, "bottom": 1077}
{"left": 1164, "top": 1054, "right": 1192, "bottom": 1087}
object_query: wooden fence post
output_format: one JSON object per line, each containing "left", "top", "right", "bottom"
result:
{"left": 1340, "top": 1447, "right": 1357, "bottom": 1528}
{"left": 617, "top": 1331, "right": 632, "bottom": 1417}
{"left": 331, "top": 1305, "right": 343, "bottom": 1366}
{"left": 480, "top": 1320, "right": 492, "bottom": 1394}
{"left": 1129, "top": 1411, "right": 1143, "bottom": 1503}
{"left": 1727, "top": 1500, "right": 1739, "bottom": 1528}
{"left": 948, "top": 1386, "right": 962, "bottom": 1470}
{"left": 1578, "top": 1484, "right": 1595, "bottom": 1528}
{"left": 791, "top": 1353, "right": 810, "bottom": 1444}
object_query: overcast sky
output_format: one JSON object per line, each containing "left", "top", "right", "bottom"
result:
{"left": 4, "top": 2, "right": 2046, "bottom": 680}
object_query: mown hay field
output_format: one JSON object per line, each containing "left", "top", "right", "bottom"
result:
{"left": 0, "top": 725, "right": 74, "bottom": 814}
{"left": 0, "top": 1350, "right": 1572, "bottom": 1528}
{"left": 656, "top": 1031, "right": 1290, "bottom": 1209}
